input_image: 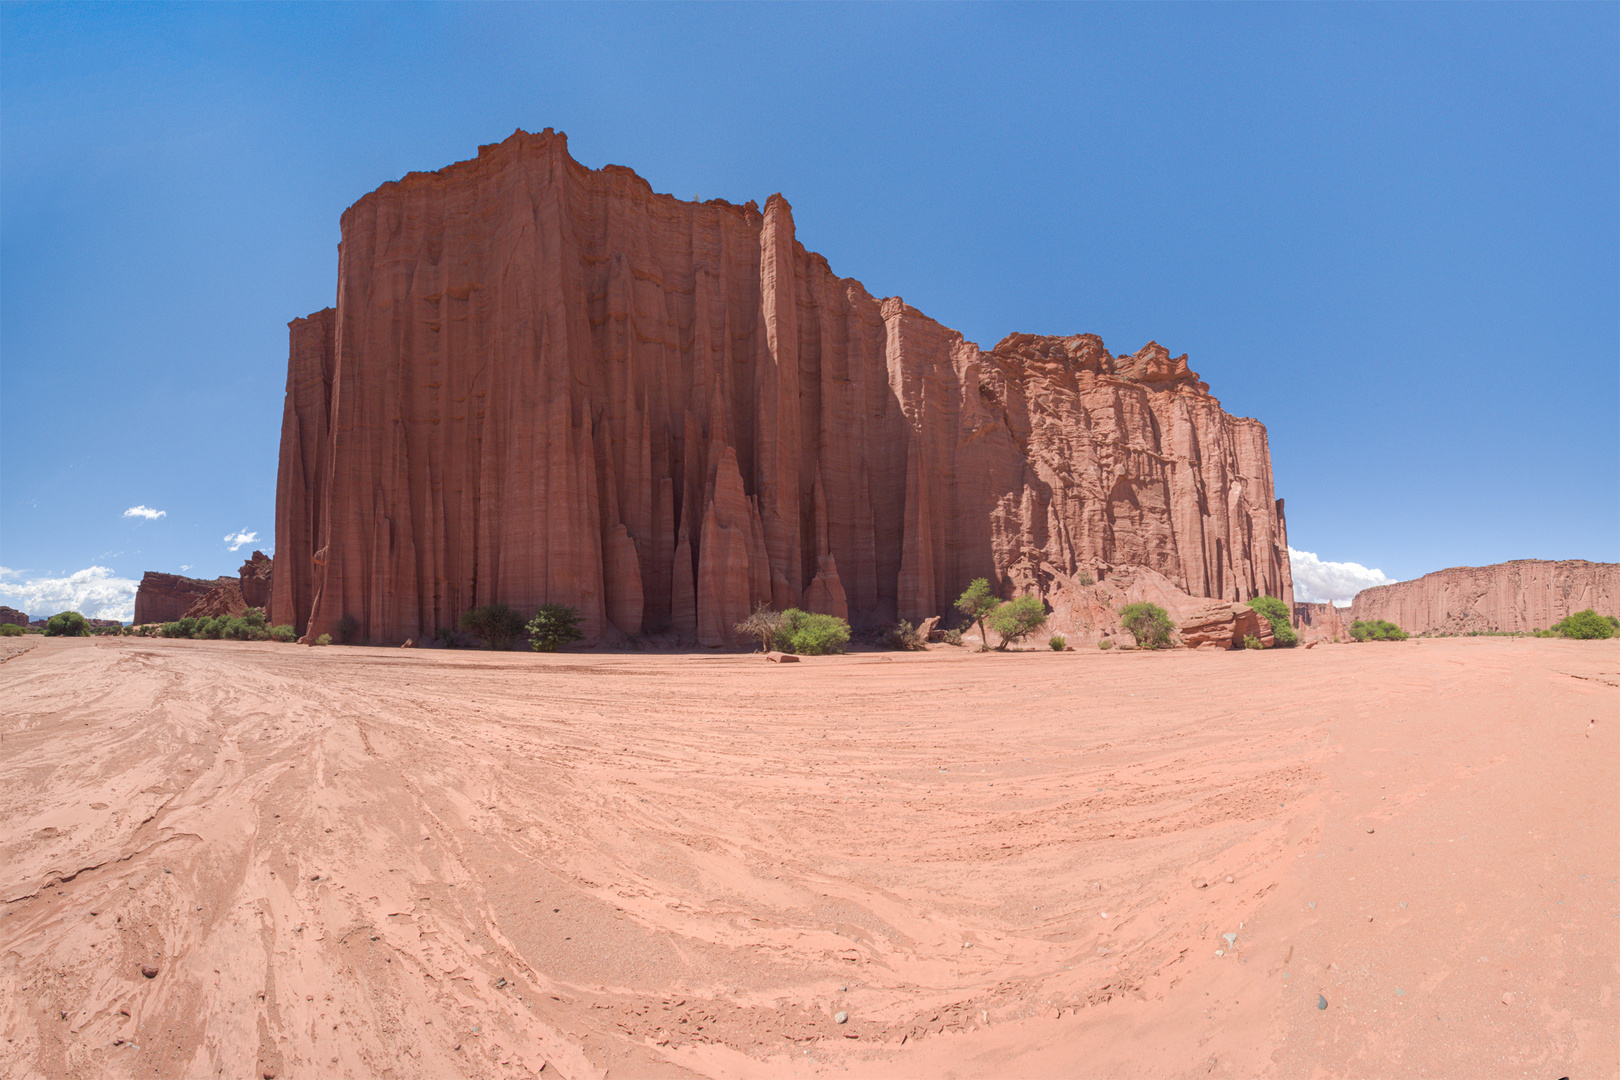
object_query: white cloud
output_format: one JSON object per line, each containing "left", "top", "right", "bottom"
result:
{"left": 0, "top": 565, "right": 138, "bottom": 622}
{"left": 224, "top": 529, "right": 258, "bottom": 552}
{"left": 1289, "top": 547, "right": 1396, "bottom": 607}
{"left": 123, "top": 505, "right": 166, "bottom": 520}
{"left": 179, "top": 564, "right": 193, "bottom": 572}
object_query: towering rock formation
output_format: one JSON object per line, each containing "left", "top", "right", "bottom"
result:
{"left": 238, "top": 551, "right": 274, "bottom": 609}
{"left": 1350, "top": 559, "right": 1620, "bottom": 635}
{"left": 272, "top": 129, "right": 1292, "bottom": 645}
{"left": 1293, "top": 601, "right": 1350, "bottom": 642}
{"left": 133, "top": 572, "right": 233, "bottom": 626}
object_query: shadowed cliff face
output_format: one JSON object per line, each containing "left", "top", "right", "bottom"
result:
{"left": 1350, "top": 560, "right": 1620, "bottom": 634}
{"left": 272, "top": 128, "right": 1293, "bottom": 646}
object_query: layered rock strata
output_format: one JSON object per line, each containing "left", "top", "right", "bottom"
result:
{"left": 182, "top": 581, "right": 249, "bottom": 620}
{"left": 238, "top": 551, "right": 274, "bottom": 609}
{"left": 1293, "top": 601, "right": 1350, "bottom": 642}
{"left": 0, "top": 606, "right": 27, "bottom": 628}
{"left": 1350, "top": 559, "right": 1620, "bottom": 635}
{"left": 133, "top": 573, "right": 233, "bottom": 626}
{"left": 272, "top": 129, "right": 1293, "bottom": 646}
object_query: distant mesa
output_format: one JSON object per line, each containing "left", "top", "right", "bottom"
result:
{"left": 132, "top": 551, "right": 274, "bottom": 625}
{"left": 1348, "top": 559, "right": 1620, "bottom": 635}
{"left": 270, "top": 128, "right": 1293, "bottom": 647}
{"left": 0, "top": 605, "right": 27, "bottom": 628}
{"left": 133, "top": 572, "right": 229, "bottom": 625}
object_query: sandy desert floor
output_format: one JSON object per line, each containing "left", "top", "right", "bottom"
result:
{"left": 0, "top": 634, "right": 1614, "bottom": 1079}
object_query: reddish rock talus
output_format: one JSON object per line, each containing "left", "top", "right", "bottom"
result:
{"left": 182, "top": 580, "right": 249, "bottom": 621}
{"left": 133, "top": 573, "right": 233, "bottom": 626}
{"left": 272, "top": 129, "right": 1293, "bottom": 645}
{"left": 1349, "top": 559, "right": 1620, "bottom": 635}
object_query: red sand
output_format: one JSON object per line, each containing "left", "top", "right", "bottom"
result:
{"left": 1, "top": 636, "right": 1614, "bottom": 1078}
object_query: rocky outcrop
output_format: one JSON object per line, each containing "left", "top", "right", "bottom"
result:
{"left": 1350, "top": 559, "right": 1620, "bottom": 635}
{"left": 1178, "top": 602, "right": 1274, "bottom": 649}
{"left": 272, "top": 129, "right": 1292, "bottom": 645}
{"left": 239, "top": 551, "right": 274, "bottom": 609}
{"left": 0, "top": 606, "right": 27, "bottom": 628}
{"left": 183, "top": 580, "right": 249, "bottom": 620}
{"left": 133, "top": 573, "right": 233, "bottom": 626}
{"left": 1293, "top": 601, "right": 1350, "bottom": 642}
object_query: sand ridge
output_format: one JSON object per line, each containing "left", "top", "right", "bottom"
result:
{"left": 1, "top": 637, "right": 1614, "bottom": 1078}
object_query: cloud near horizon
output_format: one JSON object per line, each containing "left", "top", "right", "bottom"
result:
{"left": 1289, "top": 547, "right": 1396, "bottom": 607}
{"left": 224, "top": 529, "right": 258, "bottom": 552}
{"left": 0, "top": 565, "right": 138, "bottom": 621}
{"left": 123, "top": 505, "right": 166, "bottom": 520}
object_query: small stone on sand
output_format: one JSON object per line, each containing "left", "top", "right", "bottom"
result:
{"left": 140, "top": 964, "right": 158, "bottom": 979}
{"left": 834, "top": 1011, "right": 848, "bottom": 1024}
{"left": 1317, "top": 994, "right": 1328, "bottom": 1010}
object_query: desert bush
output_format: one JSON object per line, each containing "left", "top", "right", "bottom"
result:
{"left": 527, "top": 603, "right": 585, "bottom": 652}
{"left": 735, "top": 603, "right": 785, "bottom": 652}
{"left": 268, "top": 624, "right": 296, "bottom": 643}
{"left": 44, "top": 611, "right": 91, "bottom": 637}
{"left": 1350, "top": 619, "right": 1408, "bottom": 642}
{"left": 336, "top": 613, "right": 362, "bottom": 645}
{"left": 0, "top": 623, "right": 22, "bottom": 637}
{"left": 1078, "top": 573, "right": 1094, "bottom": 587}
{"left": 987, "top": 594, "right": 1047, "bottom": 649}
{"left": 1554, "top": 609, "right": 1615, "bottom": 639}
{"left": 196, "top": 615, "right": 230, "bottom": 640}
{"left": 433, "top": 626, "right": 475, "bottom": 649}
{"left": 942, "top": 627, "right": 963, "bottom": 646}
{"left": 460, "top": 604, "right": 527, "bottom": 649}
{"left": 1243, "top": 634, "right": 1262, "bottom": 650}
{"left": 314, "top": 633, "right": 333, "bottom": 646}
{"left": 1048, "top": 634, "right": 1067, "bottom": 651}
{"left": 1245, "top": 595, "right": 1298, "bottom": 647}
{"left": 1120, "top": 602, "right": 1174, "bottom": 649}
{"left": 1098, "top": 638, "right": 1114, "bottom": 650}
{"left": 774, "top": 609, "right": 850, "bottom": 655}
{"left": 954, "top": 578, "right": 1002, "bottom": 652}
{"left": 880, "top": 619, "right": 927, "bottom": 651}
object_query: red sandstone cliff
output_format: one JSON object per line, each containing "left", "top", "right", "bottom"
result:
{"left": 272, "top": 130, "right": 1293, "bottom": 645}
{"left": 133, "top": 573, "right": 233, "bottom": 626}
{"left": 1349, "top": 559, "right": 1620, "bottom": 635}
{"left": 238, "top": 551, "right": 274, "bottom": 609}
{"left": 1293, "top": 601, "right": 1350, "bottom": 643}
{"left": 0, "top": 606, "right": 27, "bottom": 628}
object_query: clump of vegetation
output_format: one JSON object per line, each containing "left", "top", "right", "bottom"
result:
{"left": 1048, "top": 634, "right": 1067, "bottom": 651}
{"left": 987, "top": 594, "right": 1048, "bottom": 650}
{"left": 1553, "top": 609, "right": 1615, "bottom": 640}
{"left": 735, "top": 604, "right": 786, "bottom": 652}
{"left": 880, "top": 619, "right": 928, "bottom": 651}
{"left": 1078, "top": 573, "right": 1095, "bottom": 587}
{"left": 459, "top": 604, "right": 526, "bottom": 649}
{"left": 527, "top": 603, "right": 585, "bottom": 652}
{"left": 1119, "top": 602, "right": 1174, "bottom": 649}
{"left": 941, "top": 627, "right": 963, "bottom": 646}
{"left": 1245, "top": 595, "right": 1298, "bottom": 647}
{"left": 954, "top": 578, "right": 1001, "bottom": 652}
{"left": 774, "top": 609, "right": 851, "bottom": 655}
{"left": 1243, "top": 634, "right": 1263, "bottom": 650}
{"left": 44, "top": 611, "right": 92, "bottom": 637}
{"left": 269, "top": 624, "right": 297, "bottom": 642}
{"left": 314, "top": 633, "right": 333, "bottom": 646}
{"left": 336, "top": 613, "right": 362, "bottom": 645}
{"left": 1350, "top": 619, "right": 1408, "bottom": 642}
{"left": 1098, "top": 638, "right": 1114, "bottom": 650}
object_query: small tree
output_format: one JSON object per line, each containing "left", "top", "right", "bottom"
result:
{"left": 987, "top": 594, "right": 1048, "bottom": 650}
{"left": 528, "top": 604, "right": 585, "bottom": 652}
{"left": 1120, "top": 602, "right": 1174, "bottom": 649}
{"left": 44, "top": 611, "right": 92, "bottom": 637}
{"left": 460, "top": 604, "right": 526, "bottom": 649}
{"left": 955, "top": 578, "right": 1002, "bottom": 652}
{"left": 734, "top": 603, "right": 785, "bottom": 652}
{"left": 1245, "top": 595, "right": 1298, "bottom": 647}
{"left": 1554, "top": 609, "right": 1614, "bottom": 640}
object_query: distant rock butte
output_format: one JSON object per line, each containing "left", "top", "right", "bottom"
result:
{"left": 1293, "top": 601, "right": 1351, "bottom": 643}
{"left": 1349, "top": 559, "right": 1620, "bottom": 635}
{"left": 271, "top": 129, "right": 1293, "bottom": 646}
{"left": 239, "top": 551, "right": 274, "bottom": 609}
{"left": 133, "top": 573, "right": 232, "bottom": 626}
{"left": 0, "top": 606, "right": 27, "bottom": 627}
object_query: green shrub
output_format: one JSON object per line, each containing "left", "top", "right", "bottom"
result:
{"left": 942, "top": 627, "right": 963, "bottom": 646}
{"left": 735, "top": 604, "right": 785, "bottom": 652}
{"left": 1120, "top": 602, "right": 1174, "bottom": 649}
{"left": 460, "top": 604, "right": 526, "bottom": 649}
{"left": 0, "top": 623, "right": 22, "bottom": 637}
{"left": 880, "top": 619, "right": 927, "bottom": 651}
{"left": 195, "top": 615, "right": 228, "bottom": 640}
{"left": 527, "top": 603, "right": 585, "bottom": 652}
{"left": 1554, "top": 609, "right": 1615, "bottom": 640}
{"left": 44, "top": 611, "right": 92, "bottom": 637}
{"left": 1098, "top": 638, "right": 1114, "bottom": 650}
{"left": 1350, "top": 619, "right": 1408, "bottom": 642}
{"left": 1243, "top": 634, "right": 1262, "bottom": 650}
{"left": 1078, "top": 573, "right": 1095, "bottom": 587}
{"left": 954, "top": 578, "right": 1001, "bottom": 652}
{"left": 268, "top": 624, "right": 296, "bottom": 643}
{"left": 1048, "top": 634, "right": 1067, "bottom": 651}
{"left": 1245, "top": 595, "right": 1298, "bottom": 647}
{"left": 774, "top": 608, "right": 851, "bottom": 655}
{"left": 987, "top": 594, "right": 1047, "bottom": 649}
{"left": 315, "top": 633, "right": 333, "bottom": 646}
{"left": 336, "top": 613, "right": 362, "bottom": 645}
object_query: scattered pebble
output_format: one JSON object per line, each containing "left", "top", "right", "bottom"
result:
{"left": 834, "top": 1011, "right": 848, "bottom": 1024}
{"left": 1366, "top": 827, "right": 1375, "bottom": 834}
{"left": 1367, "top": 915, "right": 1374, "bottom": 922}
{"left": 1223, "top": 933, "right": 1237, "bottom": 947}
{"left": 1317, "top": 994, "right": 1328, "bottom": 1010}
{"left": 140, "top": 964, "right": 158, "bottom": 979}
{"left": 1225, "top": 876, "right": 1234, "bottom": 884}
{"left": 1500, "top": 992, "right": 1514, "bottom": 1005}
{"left": 1193, "top": 878, "right": 1208, "bottom": 890}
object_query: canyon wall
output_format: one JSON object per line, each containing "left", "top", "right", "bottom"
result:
{"left": 132, "top": 573, "right": 233, "bottom": 626}
{"left": 1293, "top": 601, "right": 1350, "bottom": 642}
{"left": 1350, "top": 559, "right": 1620, "bottom": 634}
{"left": 272, "top": 129, "right": 1292, "bottom": 646}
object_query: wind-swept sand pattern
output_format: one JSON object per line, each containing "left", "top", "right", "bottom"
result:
{"left": 1, "top": 637, "right": 1614, "bottom": 1078}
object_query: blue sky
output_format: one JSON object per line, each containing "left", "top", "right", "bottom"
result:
{"left": 3, "top": 2, "right": 1615, "bottom": 619}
